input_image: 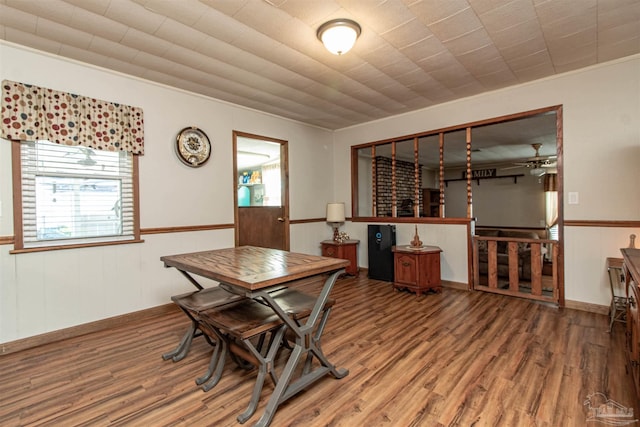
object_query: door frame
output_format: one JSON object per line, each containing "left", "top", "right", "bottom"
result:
{"left": 232, "top": 131, "right": 290, "bottom": 250}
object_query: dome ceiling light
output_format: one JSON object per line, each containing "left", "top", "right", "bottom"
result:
{"left": 317, "top": 19, "right": 361, "bottom": 55}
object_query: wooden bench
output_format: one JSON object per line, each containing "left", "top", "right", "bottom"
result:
{"left": 162, "top": 286, "right": 244, "bottom": 362}
{"left": 197, "top": 284, "right": 336, "bottom": 424}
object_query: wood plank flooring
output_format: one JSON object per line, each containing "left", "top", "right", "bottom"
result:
{"left": 0, "top": 274, "right": 637, "bottom": 427}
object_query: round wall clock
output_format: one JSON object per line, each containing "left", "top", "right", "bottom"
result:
{"left": 175, "top": 127, "right": 211, "bottom": 167}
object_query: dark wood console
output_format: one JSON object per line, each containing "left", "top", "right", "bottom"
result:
{"left": 622, "top": 248, "right": 640, "bottom": 398}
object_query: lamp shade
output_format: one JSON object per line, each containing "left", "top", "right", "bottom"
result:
{"left": 326, "top": 202, "right": 346, "bottom": 222}
{"left": 317, "top": 19, "right": 361, "bottom": 55}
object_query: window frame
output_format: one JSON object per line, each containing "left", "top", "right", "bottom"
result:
{"left": 10, "top": 140, "right": 143, "bottom": 253}
{"left": 350, "top": 105, "right": 562, "bottom": 224}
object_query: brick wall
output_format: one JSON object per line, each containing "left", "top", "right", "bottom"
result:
{"left": 375, "top": 156, "right": 422, "bottom": 216}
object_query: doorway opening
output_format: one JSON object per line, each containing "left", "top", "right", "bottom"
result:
{"left": 233, "top": 131, "right": 289, "bottom": 250}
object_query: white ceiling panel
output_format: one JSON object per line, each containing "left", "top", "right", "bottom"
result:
{"left": 427, "top": 8, "right": 484, "bottom": 43}
{"left": 119, "top": 28, "right": 171, "bottom": 57}
{"left": 467, "top": 0, "right": 519, "bottom": 15}
{"left": 58, "top": 44, "right": 110, "bottom": 68}
{"left": 363, "top": 1, "right": 419, "bottom": 34}
{"left": 0, "top": 4, "right": 38, "bottom": 33}
{"left": 67, "top": 8, "right": 129, "bottom": 42}
{"left": 512, "top": 61, "right": 556, "bottom": 81}
{"left": 104, "top": 0, "right": 166, "bottom": 34}
{"left": 410, "top": 0, "right": 474, "bottom": 26}
{"left": 381, "top": 18, "right": 433, "bottom": 49}
{"left": 63, "top": 0, "right": 111, "bottom": 15}
{"left": 133, "top": 0, "right": 209, "bottom": 26}
{"left": 154, "top": 19, "right": 210, "bottom": 51}
{"left": 4, "top": 27, "right": 63, "bottom": 55}
{"left": 0, "top": 0, "right": 637, "bottom": 130}
{"left": 443, "top": 28, "right": 494, "bottom": 56}
{"left": 5, "top": 0, "right": 74, "bottom": 25}
{"left": 89, "top": 36, "right": 140, "bottom": 63}
{"left": 476, "top": 0, "right": 537, "bottom": 33}
{"left": 35, "top": 18, "right": 93, "bottom": 51}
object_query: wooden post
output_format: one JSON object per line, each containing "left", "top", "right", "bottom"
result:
{"left": 466, "top": 127, "right": 473, "bottom": 219}
{"left": 371, "top": 145, "right": 377, "bottom": 217}
{"left": 414, "top": 137, "right": 419, "bottom": 217}
{"left": 439, "top": 133, "right": 444, "bottom": 218}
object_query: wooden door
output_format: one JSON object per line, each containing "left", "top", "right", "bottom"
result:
{"left": 234, "top": 132, "right": 289, "bottom": 250}
{"left": 238, "top": 207, "right": 285, "bottom": 249}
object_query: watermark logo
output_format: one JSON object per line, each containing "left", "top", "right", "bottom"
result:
{"left": 584, "top": 392, "right": 637, "bottom": 425}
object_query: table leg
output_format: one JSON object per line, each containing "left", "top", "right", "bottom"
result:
{"left": 162, "top": 321, "right": 197, "bottom": 362}
{"left": 253, "top": 345, "right": 304, "bottom": 427}
{"left": 237, "top": 325, "right": 287, "bottom": 424}
{"left": 251, "top": 269, "right": 348, "bottom": 427}
{"left": 201, "top": 333, "right": 228, "bottom": 392}
{"left": 196, "top": 329, "right": 224, "bottom": 386}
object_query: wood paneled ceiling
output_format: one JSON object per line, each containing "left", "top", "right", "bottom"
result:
{"left": 1, "top": 0, "right": 639, "bottom": 130}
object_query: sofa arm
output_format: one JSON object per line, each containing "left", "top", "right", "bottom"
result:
{"left": 519, "top": 249, "right": 531, "bottom": 279}
{"left": 519, "top": 247, "right": 545, "bottom": 280}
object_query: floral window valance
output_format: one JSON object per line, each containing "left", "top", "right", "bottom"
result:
{"left": 1, "top": 80, "right": 144, "bottom": 154}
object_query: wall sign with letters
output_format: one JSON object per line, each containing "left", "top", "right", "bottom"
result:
{"left": 463, "top": 169, "right": 496, "bottom": 179}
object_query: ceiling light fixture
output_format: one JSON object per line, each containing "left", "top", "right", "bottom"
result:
{"left": 237, "top": 151, "right": 271, "bottom": 168}
{"left": 317, "top": 19, "right": 361, "bottom": 55}
{"left": 530, "top": 167, "right": 545, "bottom": 177}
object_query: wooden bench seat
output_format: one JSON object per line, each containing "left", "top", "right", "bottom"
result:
{"left": 268, "top": 287, "right": 335, "bottom": 321}
{"left": 171, "top": 286, "right": 244, "bottom": 314}
{"left": 162, "top": 286, "right": 244, "bottom": 362}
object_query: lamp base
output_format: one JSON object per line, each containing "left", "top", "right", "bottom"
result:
{"left": 333, "top": 226, "right": 340, "bottom": 242}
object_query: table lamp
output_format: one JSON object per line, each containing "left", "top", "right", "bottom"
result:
{"left": 326, "top": 202, "right": 346, "bottom": 242}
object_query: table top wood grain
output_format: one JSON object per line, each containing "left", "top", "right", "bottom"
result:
{"left": 161, "top": 246, "right": 349, "bottom": 291}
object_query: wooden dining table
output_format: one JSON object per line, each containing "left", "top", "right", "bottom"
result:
{"left": 161, "top": 245, "right": 350, "bottom": 427}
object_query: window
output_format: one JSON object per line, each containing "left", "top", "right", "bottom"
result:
{"left": 351, "top": 106, "right": 561, "bottom": 222}
{"left": 261, "top": 162, "right": 282, "bottom": 206}
{"left": 14, "top": 140, "right": 139, "bottom": 250}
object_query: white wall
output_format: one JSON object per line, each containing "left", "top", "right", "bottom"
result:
{"left": 445, "top": 168, "right": 546, "bottom": 228}
{"left": 2, "top": 42, "right": 639, "bottom": 343}
{"left": 0, "top": 42, "right": 335, "bottom": 343}
{"left": 334, "top": 55, "right": 640, "bottom": 307}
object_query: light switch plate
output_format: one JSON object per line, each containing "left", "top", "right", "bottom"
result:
{"left": 568, "top": 192, "right": 579, "bottom": 205}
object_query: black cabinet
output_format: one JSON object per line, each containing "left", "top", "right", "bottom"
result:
{"left": 367, "top": 224, "right": 395, "bottom": 282}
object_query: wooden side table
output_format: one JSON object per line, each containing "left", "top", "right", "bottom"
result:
{"left": 392, "top": 245, "right": 442, "bottom": 295}
{"left": 321, "top": 240, "right": 359, "bottom": 276}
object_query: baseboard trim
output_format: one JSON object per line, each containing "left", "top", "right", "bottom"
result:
{"left": 1, "top": 290, "right": 609, "bottom": 355}
{"left": 441, "top": 280, "right": 469, "bottom": 291}
{"left": 442, "top": 281, "right": 608, "bottom": 315}
{"left": 0, "top": 304, "right": 179, "bottom": 356}
{"left": 564, "top": 299, "right": 609, "bottom": 315}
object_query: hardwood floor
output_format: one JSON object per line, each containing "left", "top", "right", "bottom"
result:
{"left": 1, "top": 274, "right": 637, "bottom": 427}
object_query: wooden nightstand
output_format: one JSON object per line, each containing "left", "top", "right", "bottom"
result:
{"left": 321, "top": 240, "right": 359, "bottom": 276}
{"left": 392, "top": 245, "right": 442, "bottom": 295}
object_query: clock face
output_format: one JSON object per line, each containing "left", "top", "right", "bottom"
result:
{"left": 176, "top": 127, "right": 211, "bottom": 167}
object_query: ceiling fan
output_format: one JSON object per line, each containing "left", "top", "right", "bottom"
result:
{"left": 77, "top": 147, "right": 97, "bottom": 166}
{"left": 63, "top": 146, "right": 97, "bottom": 166}
{"left": 506, "top": 143, "right": 556, "bottom": 176}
